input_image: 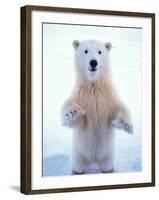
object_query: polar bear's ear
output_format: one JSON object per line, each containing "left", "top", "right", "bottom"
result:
{"left": 73, "top": 40, "right": 80, "bottom": 49}
{"left": 105, "top": 42, "right": 112, "bottom": 52}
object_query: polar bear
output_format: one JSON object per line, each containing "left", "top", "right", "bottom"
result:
{"left": 61, "top": 40, "right": 133, "bottom": 174}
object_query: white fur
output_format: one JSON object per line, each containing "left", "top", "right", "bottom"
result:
{"left": 61, "top": 40, "right": 133, "bottom": 174}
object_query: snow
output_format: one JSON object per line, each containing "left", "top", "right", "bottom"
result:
{"left": 42, "top": 23, "right": 142, "bottom": 176}
{"left": 43, "top": 127, "right": 141, "bottom": 176}
{"left": 43, "top": 134, "right": 141, "bottom": 176}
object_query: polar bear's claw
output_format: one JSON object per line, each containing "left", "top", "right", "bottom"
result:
{"left": 112, "top": 120, "right": 133, "bottom": 134}
{"left": 63, "top": 110, "right": 75, "bottom": 126}
{"left": 123, "top": 123, "right": 133, "bottom": 134}
{"left": 63, "top": 105, "right": 85, "bottom": 127}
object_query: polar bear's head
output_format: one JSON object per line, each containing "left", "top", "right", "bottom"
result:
{"left": 73, "top": 40, "right": 112, "bottom": 82}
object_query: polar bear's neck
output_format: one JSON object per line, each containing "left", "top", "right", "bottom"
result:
{"left": 75, "top": 79, "right": 113, "bottom": 92}
{"left": 75, "top": 67, "right": 112, "bottom": 89}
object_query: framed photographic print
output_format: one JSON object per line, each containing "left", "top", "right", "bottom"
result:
{"left": 20, "top": 5, "right": 155, "bottom": 194}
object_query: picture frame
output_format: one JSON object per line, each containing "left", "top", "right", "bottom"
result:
{"left": 20, "top": 5, "right": 155, "bottom": 194}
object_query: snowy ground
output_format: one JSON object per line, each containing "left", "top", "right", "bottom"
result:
{"left": 43, "top": 132, "right": 141, "bottom": 176}
{"left": 42, "top": 24, "right": 142, "bottom": 177}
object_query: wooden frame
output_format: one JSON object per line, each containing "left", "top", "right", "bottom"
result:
{"left": 20, "top": 5, "right": 155, "bottom": 194}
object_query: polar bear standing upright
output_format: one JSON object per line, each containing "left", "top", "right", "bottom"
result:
{"left": 61, "top": 40, "right": 133, "bottom": 174}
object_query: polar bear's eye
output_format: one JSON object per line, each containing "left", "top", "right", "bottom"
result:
{"left": 98, "top": 50, "right": 102, "bottom": 54}
{"left": 84, "top": 50, "right": 88, "bottom": 54}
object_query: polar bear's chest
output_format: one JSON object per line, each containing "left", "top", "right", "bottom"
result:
{"left": 76, "top": 87, "right": 114, "bottom": 127}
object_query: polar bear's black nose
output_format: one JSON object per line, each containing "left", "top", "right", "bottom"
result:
{"left": 89, "top": 59, "right": 98, "bottom": 71}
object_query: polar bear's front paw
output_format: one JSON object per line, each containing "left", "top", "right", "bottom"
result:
{"left": 62, "top": 105, "right": 85, "bottom": 127}
{"left": 123, "top": 122, "right": 133, "bottom": 134}
{"left": 112, "top": 119, "right": 133, "bottom": 134}
{"left": 63, "top": 110, "right": 76, "bottom": 126}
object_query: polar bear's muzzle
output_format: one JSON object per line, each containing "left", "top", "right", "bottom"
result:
{"left": 89, "top": 59, "right": 98, "bottom": 72}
